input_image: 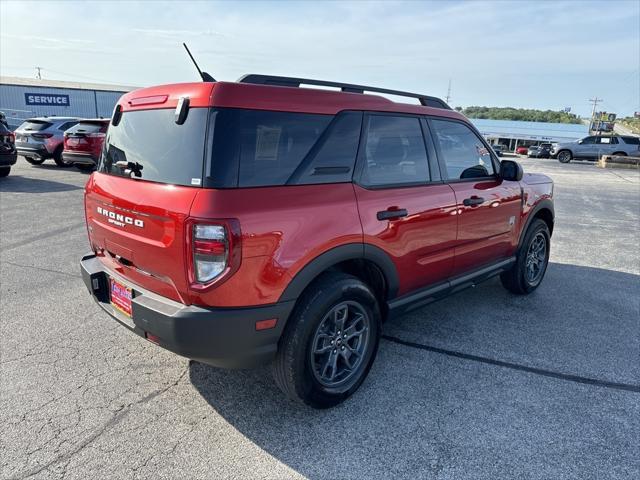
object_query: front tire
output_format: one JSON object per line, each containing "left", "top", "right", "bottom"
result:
{"left": 272, "top": 273, "right": 381, "bottom": 409}
{"left": 0, "top": 166, "right": 10, "bottom": 177}
{"left": 557, "top": 150, "right": 572, "bottom": 163}
{"left": 501, "top": 219, "right": 550, "bottom": 295}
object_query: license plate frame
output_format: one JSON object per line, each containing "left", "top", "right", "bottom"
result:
{"left": 109, "top": 277, "right": 133, "bottom": 318}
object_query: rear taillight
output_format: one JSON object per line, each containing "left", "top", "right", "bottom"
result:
{"left": 8, "top": 132, "right": 15, "bottom": 144}
{"left": 31, "top": 133, "right": 53, "bottom": 139}
{"left": 187, "top": 219, "right": 241, "bottom": 289}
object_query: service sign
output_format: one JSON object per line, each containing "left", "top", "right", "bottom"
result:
{"left": 24, "top": 93, "right": 70, "bottom": 107}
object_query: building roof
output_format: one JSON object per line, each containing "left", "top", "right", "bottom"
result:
{"left": 470, "top": 118, "right": 588, "bottom": 142}
{"left": 0, "top": 76, "right": 137, "bottom": 93}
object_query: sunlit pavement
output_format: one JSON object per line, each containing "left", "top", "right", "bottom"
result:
{"left": 1, "top": 157, "right": 638, "bottom": 479}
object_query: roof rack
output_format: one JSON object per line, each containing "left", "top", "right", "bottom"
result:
{"left": 238, "top": 74, "right": 451, "bottom": 110}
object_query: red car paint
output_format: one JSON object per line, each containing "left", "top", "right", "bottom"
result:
{"left": 85, "top": 81, "right": 553, "bottom": 309}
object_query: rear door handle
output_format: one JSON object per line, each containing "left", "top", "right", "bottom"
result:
{"left": 377, "top": 208, "right": 408, "bottom": 221}
{"left": 463, "top": 196, "right": 484, "bottom": 207}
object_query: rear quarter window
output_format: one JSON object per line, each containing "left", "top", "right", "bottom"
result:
{"left": 208, "top": 109, "right": 333, "bottom": 187}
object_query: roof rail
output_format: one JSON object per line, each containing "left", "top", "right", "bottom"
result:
{"left": 237, "top": 74, "right": 451, "bottom": 110}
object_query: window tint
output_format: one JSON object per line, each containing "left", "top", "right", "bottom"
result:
{"left": 58, "top": 122, "right": 78, "bottom": 131}
{"left": 621, "top": 136, "right": 639, "bottom": 145}
{"left": 100, "top": 107, "right": 207, "bottom": 187}
{"left": 287, "top": 112, "right": 362, "bottom": 185}
{"left": 360, "top": 115, "right": 429, "bottom": 187}
{"left": 209, "top": 109, "right": 332, "bottom": 187}
{"left": 431, "top": 119, "right": 494, "bottom": 180}
{"left": 581, "top": 136, "right": 596, "bottom": 144}
{"left": 67, "top": 121, "right": 108, "bottom": 135}
{"left": 20, "top": 120, "right": 52, "bottom": 131}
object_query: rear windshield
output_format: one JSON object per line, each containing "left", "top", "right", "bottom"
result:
{"left": 20, "top": 120, "right": 52, "bottom": 131}
{"left": 67, "top": 121, "right": 108, "bottom": 135}
{"left": 99, "top": 108, "right": 208, "bottom": 187}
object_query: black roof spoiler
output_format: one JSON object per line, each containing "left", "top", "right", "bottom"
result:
{"left": 238, "top": 74, "right": 451, "bottom": 110}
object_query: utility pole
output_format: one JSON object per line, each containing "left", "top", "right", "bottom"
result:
{"left": 589, "top": 97, "right": 602, "bottom": 135}
{"left": 445, "top": 79, "right": 452, "bottom": 105}
{"left": 35, "top": 67, "right": 42, "bottom": 80}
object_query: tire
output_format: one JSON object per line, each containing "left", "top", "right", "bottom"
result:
{"left": 76, "top": 163, "right": 96, "bottom": 173}
{"left": 557, "top": 150, "right": 572, "bottom": 163}
{"left": 500, "top": 219, "right": 550, "bottom": 295}
{"left": 272, "top": 272, "right": 381, "bottom": 409}
{"left": 53, "top": 147, "right": 72, "bottom": 167}
{"left": 0, "top": 166, "right": 10, "bottom": 177}
{"left": 24, "top": 156, "right": 45, "bottom": 165}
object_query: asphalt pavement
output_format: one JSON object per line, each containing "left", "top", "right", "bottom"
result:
{"left": 1, "top": 157, "right": 639, "bottom": 479}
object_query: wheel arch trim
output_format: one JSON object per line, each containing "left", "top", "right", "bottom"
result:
{"left": 518, "top": 199, "right": 554, "bottom": 249}
{"left": 279, "top": 243, "right": 400, "bottom": 303}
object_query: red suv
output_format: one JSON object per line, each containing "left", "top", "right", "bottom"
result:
{"left": 81, "top": 75, "right": 554, "bottom": 408}
{"left": 62, "top": 119, "right": 110, "bottom": 172}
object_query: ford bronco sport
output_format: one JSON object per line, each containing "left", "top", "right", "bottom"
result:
{"left": 81, "top": 75, "right": 554, "bottom": 408}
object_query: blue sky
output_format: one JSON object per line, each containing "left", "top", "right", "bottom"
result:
{"left": 1, "top": 0, "right": 638, "bottom": 117}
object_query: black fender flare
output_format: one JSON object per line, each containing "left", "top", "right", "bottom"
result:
{"left": 518, "top": 199, "right": 554, "bottom": 250}
{"left": 279, "top": 243, "right": 400, "bottom": 303}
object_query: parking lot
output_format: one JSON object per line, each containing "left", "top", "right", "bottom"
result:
{"left": 1, "top": 157, "right": 638, "bottom": 479}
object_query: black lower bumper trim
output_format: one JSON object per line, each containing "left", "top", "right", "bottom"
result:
{"left": 0, "top": 152, "right": 17, "bottom": 166}
{"left": 80, "top": 253, "right": 295, "bottom": 368}
{"left": 62, "top": 152, "right": 97, "bottom": 165}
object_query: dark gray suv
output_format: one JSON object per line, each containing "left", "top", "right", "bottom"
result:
{"left": 551, "top": 135, "right": 640, "bottom": 163}
{"left": 15, "top": 117, "right": 81, "bottom": 167}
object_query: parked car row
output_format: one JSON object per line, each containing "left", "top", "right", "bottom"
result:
{"left": 12, "top": 116, "right": 109, "bottom": 173}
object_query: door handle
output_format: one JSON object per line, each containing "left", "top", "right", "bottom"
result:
{"left": 463, "top": 196, "right": 484, "bottom": 207}
{"left": 377, "top": 208, "right": 408, "bottom": 221}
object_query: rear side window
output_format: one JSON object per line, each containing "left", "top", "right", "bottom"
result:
{"left": 621, "top": 136, "right": 640, "bottom": 145}
{"left": 431, "top": 119, "right": 495, "bottom": 180}
{"left": 20, "top": 120, "right": 52, "bottom": 131}
{"left": 100, "top": 108, "right": 207, "bottom": 187}
{"left": 209, "top": 109, "right": 332, "bottom": 187}
{"left": 359, "top": 115, "right": 430, "bottom": 187}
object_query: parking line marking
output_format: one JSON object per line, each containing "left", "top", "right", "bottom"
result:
{"left": 382, "top": 335, "right": 640, "bottom": 393}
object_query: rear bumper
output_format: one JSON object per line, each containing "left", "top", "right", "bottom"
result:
{"left": 62, "top": 152, "right": 97, "bottom": 165}
{"left": 80, "top": 253, "right": 295, "bottom": 368}
{"left": 17, "top": 145, "right": 50, "bottom": 159}
{"left": 0, "top": 152, "right": 17, "bottom": 166}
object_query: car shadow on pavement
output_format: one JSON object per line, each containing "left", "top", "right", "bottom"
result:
{"left": 188, "top": 262, "right": 639, "bottom": 479}
{"left": 0, "top": 175, "right": 82, "bottom": 193}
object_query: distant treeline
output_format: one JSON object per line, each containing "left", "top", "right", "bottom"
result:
{"left": 456, "top": 106, "right": 583, "bottom": 124}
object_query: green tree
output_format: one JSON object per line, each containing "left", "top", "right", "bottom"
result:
{"left": 461, "top": 106, "right": 582, "bottom": 124}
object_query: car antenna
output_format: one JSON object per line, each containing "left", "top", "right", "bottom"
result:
{"left": 183, "top": 43, "right": 216, "bottom": 82}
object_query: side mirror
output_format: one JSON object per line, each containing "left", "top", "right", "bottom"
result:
{"left": 578, "top": 139, "right": 583, "bottom": 144}
{"left": 500, "top": 160, "right": 523, "bottom": 181}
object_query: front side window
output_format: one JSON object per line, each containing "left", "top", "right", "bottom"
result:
{"left": 359, "top": 115, "right": 430, "bottom": 187}
{"left": 431, "top": 119, "right": 495, "bottom": 180}
{"left": 580, "top": 136, "right": 597, "bottom": 144}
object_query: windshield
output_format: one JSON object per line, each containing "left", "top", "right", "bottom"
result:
{"left": 99, "top": 108, "right": 208, "bottom": 187}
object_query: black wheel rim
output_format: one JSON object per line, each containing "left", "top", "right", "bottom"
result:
{"left": 310, "top": 301, "right": 370, "bottom": 388}
{"left": 525, "top": 232, "right": 547, "bottom": 284}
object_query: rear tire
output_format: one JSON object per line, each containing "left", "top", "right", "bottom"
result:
{"left": 24, "top": 156, "right": 45, "bottom": 165}
{"left": 272, "top": 272, "right": 381, "bottom": 409}
{"left": 0, "top": 166, "right": 10, "bottom": 177}
{"left": 501, "top": 219, "right": 550, "bottom": 295}
{"left": 557, "top": 150, "right": 572, "bottom": 163}
{"left": 53, "top": 147, "right": 72, "bottom": 167}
